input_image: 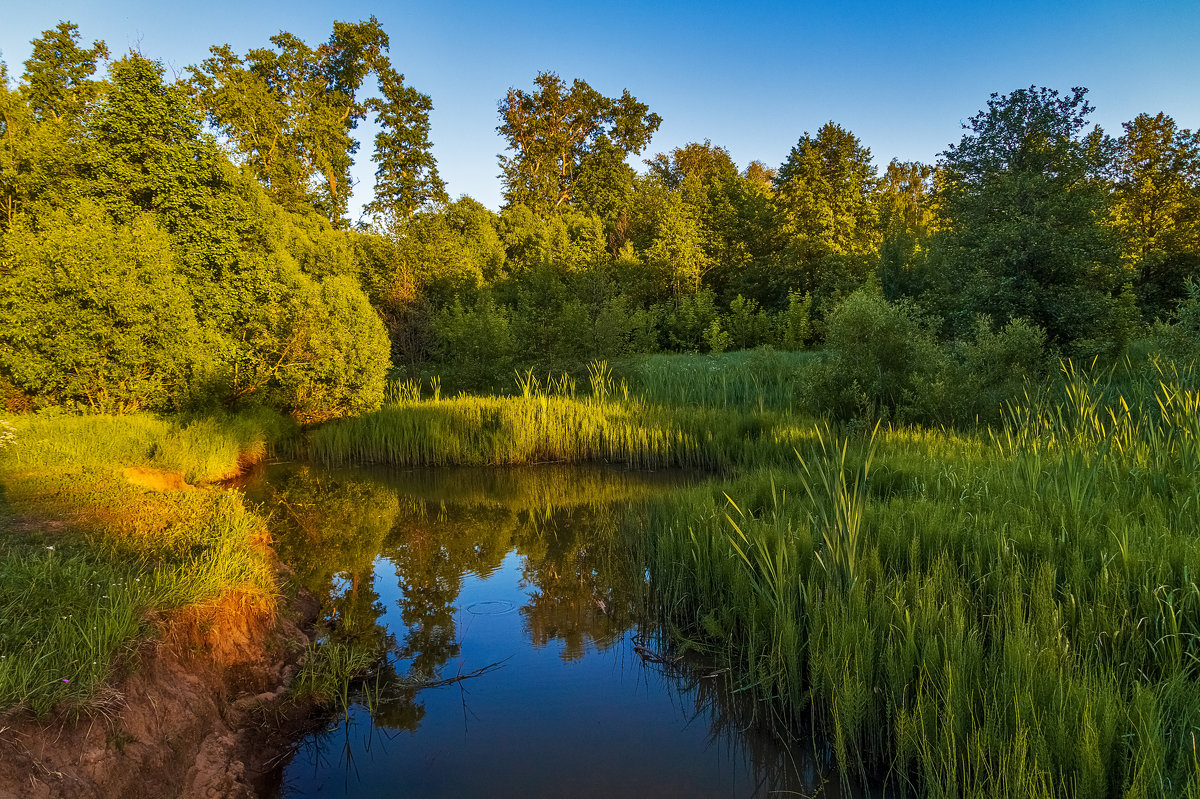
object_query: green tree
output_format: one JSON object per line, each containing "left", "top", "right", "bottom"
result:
{"left": 20, "top": 21, "right": 108, "bottom": 123}
{"left": 877, "top": 160, "right": 938, "bottom": 300}
{"left": 497, "top": 72, "right": 661, "bottom": 214}
{"left": 933, "top": 86, "right": 1122, "bottom": 349}
{"left": 0, "top": 203, "right": 202, "bottom": 412}
{"left": 1, "top": 25, "right": 105, "bottom": 230}
{"left": 189, "top": 18, "right": 389, "bottom": 223}
{"left": 1110, "top": 112, "right": 1200, "bottom": 320}
{"left": 775, "top": 122, "right": 879, "bottom": 263}
{"left": 573, "top": 135, "right": 636, "bottom": 254}
{"left": 364, "top": 61, "right": 446, "bottom": 221}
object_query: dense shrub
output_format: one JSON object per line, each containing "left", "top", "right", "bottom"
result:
{"left": 807, "top": 288, "right": 946, "bottom": 422}
{"left": 0, "top": 204, "right": 204, "bottom": 412}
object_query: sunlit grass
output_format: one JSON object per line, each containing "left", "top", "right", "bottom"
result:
{"left": 0, "top": 410, "right": 288, "bottom": 716}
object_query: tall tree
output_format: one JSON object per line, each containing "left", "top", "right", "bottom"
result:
{"left": 364, "top": 62, "right": 446, "bottom": 221}
{"left": 497, "top": 72, "right": 661, "bottom": 215}
{"left": 189, "top": 18, "right": 388, "bottom": 223}
{"left": 20, "top": 21, "right": 108, "bottom": 123}
{"left": 1, "top": 24, "right": 106, "bottom": 230}
{"left": 774, "top": 122, "right": 879, "bottom": 262}
{"left": 1110, "top": 112, "right": 1200, "bottom": 319}
{"left": 934, "top": 86, "right": 1121, "bottom": 348}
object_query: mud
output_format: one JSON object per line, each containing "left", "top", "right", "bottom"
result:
{"left": 0, "top": 590, "right": 321, "bottom": 799}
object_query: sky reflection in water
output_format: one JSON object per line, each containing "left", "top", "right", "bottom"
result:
{"left": 247, "top": 464, "right": 850, "bottom": 798}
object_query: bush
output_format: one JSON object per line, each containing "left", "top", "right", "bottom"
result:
{"left": 949, "top": 316, "right": 1050, "bottom": 423}
{"left": 432, "top": 294, "right": 518, "bottom": 391}
{"left": 0, "top": 204, "right": 204, "bottom": 412}
{"left": 807, "top": 288, "right": 946, "bottom": 423}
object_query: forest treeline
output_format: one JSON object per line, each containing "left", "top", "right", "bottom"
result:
{"left": 1, "top": 19, "right": 1198, "bottom": 421}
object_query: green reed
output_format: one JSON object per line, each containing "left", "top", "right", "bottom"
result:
{"left": 636, "top": 360, "right": 1200, "bottom": 798}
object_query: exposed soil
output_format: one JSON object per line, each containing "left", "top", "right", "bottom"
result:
{"left": 0, "top": 580, "right": 322, "bottom": 799}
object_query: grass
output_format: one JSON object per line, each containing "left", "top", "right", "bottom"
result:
{"left": 641, "top": 362, "right": 1200, "bottom": 798}
{"left": 614, "top": 348, "right": 821, "bottom": 412}
{"left": 0, "top": 409, "right": 294, "bottom": 716}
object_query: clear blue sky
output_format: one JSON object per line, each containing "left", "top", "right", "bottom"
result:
{"left": 3, "top": 1, "right": 1198, "bottom": 219}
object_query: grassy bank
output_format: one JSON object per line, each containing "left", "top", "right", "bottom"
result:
{"left": 0, "top": 409, "right": 295, "bottom": 716}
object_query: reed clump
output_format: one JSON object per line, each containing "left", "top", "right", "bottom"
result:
{"left": 642, "top": 362, "right": 1200, "bottom": 798}
{"left": 311, "top": 367, "right": 820, "bottom": 471}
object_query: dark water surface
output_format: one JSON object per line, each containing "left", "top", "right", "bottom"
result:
{"left": 245, "top": 464, "right": 846, "bottom": 798}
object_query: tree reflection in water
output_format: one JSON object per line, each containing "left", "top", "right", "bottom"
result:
{"left": 250, "top": 464, "right": 850, "bottom": 797}
{"left": 250, "top": 464, "right": 668, "bottom": 731}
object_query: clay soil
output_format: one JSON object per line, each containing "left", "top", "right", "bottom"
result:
{"left": 0, "top": 589, "right": 321, "bottom": 799}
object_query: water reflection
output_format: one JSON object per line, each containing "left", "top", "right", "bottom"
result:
{"left": 245, "top": 464, "right": 851, "bottom": 798}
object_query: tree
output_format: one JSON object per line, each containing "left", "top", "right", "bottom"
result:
{"left": 1, "top": 24, "right": 105, "bottom": 230}
{"left": 189, "top": 18, "right": 389, "bottom": 223}
{"left": 364, "top": 61, "right": 446, "bottom": 221}
{"left": 573, "top": 135, "right": 636, "bottom": 253}
{"left": 877, "top": 160, "right": 938, "bottom": 300}
{"left": 20, "top": 21, "right": 108, "bottom": 123}
{"left": 1110, "top": 112, "right": 1200, "bottom": 320}
{"left": 0, "top": 203, "right": 203, "bottom": 412}
{"left": 934, "top": 87, "right": 1121, "bottom": 349}
{"left": 774, "top": 122, "right": 879, "bottom": 262}
{"left": 497, "top": 72, "right": 661, "bottom": 214}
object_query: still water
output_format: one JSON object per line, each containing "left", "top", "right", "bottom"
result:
{"left": 244, "top": 464, "right": 843, "bottom": 798}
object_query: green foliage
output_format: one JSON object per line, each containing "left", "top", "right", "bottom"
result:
{"left": 268, "top": 274, "right": 390, "bottom": 423}
{"left": 774, "top": 122, "right": 879, "bottom": 263}
{"left": 189, "top": 18, "right": 390, "bottom": 223}
{"left": 20, "top": 22, "right": 108, "bottom": 123}
{"left": 364, "top": 62, "right": 446, "bottom": 221}
{"left": 432, "top": 294, "right": 518, "bottom": 390}
{"left": 498, "top": 71, "right": 661, "bottom": 214}
{"left": 0, "top": 203, "right": 203, "bottom": 412}
{"left": 657, "top": 288, "right": 722, "bottom": 352}
{"left": 948, "top": 316, "right": 1051, "bottom": 423}
{"left": 646, "top": 364, "right": 1200, "bottom": 798}
{"left": 776, "top": 290, "right": 813, "bottom": 350}
{"left": 809, "top": 288, "right": 946, "bottom": 422}
{"left": 934, "top": 87, "right": 1122, "bottom": 348}
{"left": 724, "top": 294, "right": 772, "bottom": 350}
{"left": 1111, "top": 112, "right": 1200, "bottom": 321}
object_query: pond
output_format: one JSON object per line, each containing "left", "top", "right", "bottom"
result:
{"left": 244, "top": 463, "right": 853, "bottom": 798}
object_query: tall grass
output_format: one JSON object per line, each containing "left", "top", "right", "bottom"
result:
{"left": 0, "top": 410, "right": 287, "bottom": 716}
{"left": 616, "top": 348, "right": 820, "bottom": 412}
{"left": 639, "top": 363, "right": 1200, "bottom": 798}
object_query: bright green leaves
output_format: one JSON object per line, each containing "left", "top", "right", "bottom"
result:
{"left": 20, "top": 22, "right": 108, "bottom": 124}
{"left": 365, "top": 64, "right": 446, "bottom": 222}
{"left": 498, "top": 72, "right": 661, "bottom": 215}
{"left": 1110, "top": 113, "right": 1200, "bottom": 320}
{"left": 189, "top": 18, "right": 390, "bottom": 224}
{"left": 0, "top": 203, "right": 203, "bottom": 412}
{"left": 774, "top": 122, "right": 880, "bottom": 263}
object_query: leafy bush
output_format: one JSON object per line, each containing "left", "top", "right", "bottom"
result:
{"left": 432, "top": 294, "right": 518, "bottom": 391}
{"left": 0, "top": 204, "right": 204, "bottom": 412}
{"left": 807, "top": 288, "right": 946, "bottom": 422}
{"left": 948, "top": 316, "right": 1050, "bottom": 423}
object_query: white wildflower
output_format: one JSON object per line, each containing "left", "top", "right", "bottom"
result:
{"left": 0, "top": 419, "right": 15, "bottom": 451}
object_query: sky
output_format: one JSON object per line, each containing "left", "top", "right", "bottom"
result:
{"left": 3, "top": 1, "right": 1199, "bottom": 220}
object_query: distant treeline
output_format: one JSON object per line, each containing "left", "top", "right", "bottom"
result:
{"left": 1, "top": 20, "right": 1197, "bottom": 417}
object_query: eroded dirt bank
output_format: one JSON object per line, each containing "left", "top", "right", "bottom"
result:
{"left": 0, "top": 588, "right": 319, "bottom": 799}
